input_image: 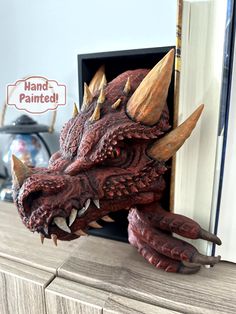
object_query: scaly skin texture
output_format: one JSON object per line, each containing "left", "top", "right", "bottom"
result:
{"left": 12, "top": 56, "right": 221, "bottom": 274}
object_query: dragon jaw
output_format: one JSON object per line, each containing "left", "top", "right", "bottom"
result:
{"left": 11, "top": 49, "right": 203, "bottom": 245}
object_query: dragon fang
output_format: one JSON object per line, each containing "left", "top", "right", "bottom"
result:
{"left": 12, "top": 49, "right": 221, "bottom": 274}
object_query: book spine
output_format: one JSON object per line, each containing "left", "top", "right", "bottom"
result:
{"left": 170, "top": 0, "right": 183, "bottom": 211}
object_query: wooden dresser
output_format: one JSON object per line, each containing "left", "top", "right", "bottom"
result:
{"left": 0, "top": 201, "right": 235, "bottom": 314}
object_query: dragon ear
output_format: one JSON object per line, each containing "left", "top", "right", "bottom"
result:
{"left": 126, "top": 49, "right": 174, "bottom": 126}
{"left": 147, "top": 105, "right": 204, "bottom": 161}
{"left": 89, "top": 65, "right": 106, "bottom": 95}
{"left": 11, "top": 155, "right": 32, "bottom": 187}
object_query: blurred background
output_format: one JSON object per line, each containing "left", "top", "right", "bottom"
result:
{"left": 0, "top": 0, "right": 176, "bottom": 168}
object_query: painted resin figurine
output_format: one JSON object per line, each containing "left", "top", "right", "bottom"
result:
{"left": 12, "top": 49, "right": 221, "bottom": 274}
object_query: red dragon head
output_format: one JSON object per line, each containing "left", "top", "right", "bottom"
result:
{"left": 11, "top": 49, "right": 204, "bottom": 247}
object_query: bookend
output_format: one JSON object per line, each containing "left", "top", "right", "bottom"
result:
{"left": 11, "top": 49, "right": 222, "bottom": 274}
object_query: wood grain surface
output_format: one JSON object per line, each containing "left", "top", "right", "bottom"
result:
{"left": 0, "top": 256, "right": 53, "bottom": 314}
{"left": 104, "top": 294, "right": 178, "bottom": 314}
{"left": 1, "top": 201, "right": 236, "bottom": 313}
{"left": 0, "top": 201, "right": 79, "bottom": 273}
{"left": 46, "top": 277, "right": 108, "bottom": 314}
{"left": 58, "top": 236, "right": 236, "bottom": 314}
{"left": 46, "top": 277, "right": 177, "bottom": 314}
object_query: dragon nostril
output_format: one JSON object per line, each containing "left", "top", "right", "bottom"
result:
{"left": 29, "top": 191, "right": 43, "bottom": 201}
{"left": 23, "top": 191, "right": 43, "bottom": 214}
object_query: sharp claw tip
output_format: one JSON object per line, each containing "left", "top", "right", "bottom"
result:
{"left": 217, "top": 239, "right": 222, "bottom": 246}
{"left": 200, "top": 229, "right": 222, "bottom": 246}
{"left": 192, "top": 253, "right": 221, "bottom": 266}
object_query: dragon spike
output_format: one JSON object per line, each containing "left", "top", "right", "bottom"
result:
{"left": 89, "top": 65, "right": 105, "bottom": 95}
{"left": 99, "top": 74, "right": 107, "bottom": 90}
{"left": 81, "top": 83, "right": 93, "bottom": 111}
{"left": 111, "top": 98, "right": 122, "bottom": 109}
{"left": 126, "top": 49, "right": 174, "bottom": 126}
{"left": 97, "top": 88, "right": 106, "bottom": 104}
{"left": 89, "top": 103, "right": 101, "bottom": 122}
{"left": 148, "top": 104, "right": 204, "bottom": 161}
{"left": 11, "top": 155, "right": 32, "bottom": 187}
{"left": 73, "top": 102, "right": 79, "bottom": 118}
{"left": 123, "top": 77, "right": 131, "bottom": 95}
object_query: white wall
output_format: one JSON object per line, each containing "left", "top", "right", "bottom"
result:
{"left": 0, "top": 0, "right": 176, "bottom": 168}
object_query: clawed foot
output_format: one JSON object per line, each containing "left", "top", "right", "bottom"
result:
{"left": 128, "top": 204, "right": 221, "bottom": 274}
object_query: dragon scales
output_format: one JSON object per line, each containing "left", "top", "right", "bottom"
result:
{"left": 11, "top": 49, "right": 221, "bottom": 274}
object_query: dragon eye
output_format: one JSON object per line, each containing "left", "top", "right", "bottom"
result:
{"left": 110, "top": 147, "right": 121, "bottom": 159}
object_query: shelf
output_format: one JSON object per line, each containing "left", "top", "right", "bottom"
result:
{"left": 0, "top": 201, "right": 235, "bottom": 313}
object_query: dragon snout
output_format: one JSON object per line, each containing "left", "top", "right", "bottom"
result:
{"left": 11, "top": 155, "right": 118, "bottom": 245}
{"left": 11, "top": 158, "right": 105, "bottom": 242}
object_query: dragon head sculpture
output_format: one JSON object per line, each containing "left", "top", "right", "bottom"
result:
{"left": 12, "top": 49, "right": 221, "bottom": 274}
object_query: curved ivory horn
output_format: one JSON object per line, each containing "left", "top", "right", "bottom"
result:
{"left": 126, "top": 49, "right": 174, "bottom": 126}
{"left": 148, "top": 104, "right": 204, "bottom": 161}
{"left": 73, "top": 103, "right": 79, "bottom": 118}
{"left": 89, "top": 65, "right": 106, "bottom": 95}
{"left": 11, "top": 155, "right": 32, "bottom": 187}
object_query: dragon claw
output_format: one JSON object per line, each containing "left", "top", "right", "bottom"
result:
{"left": 191, "top": 253, "right": 221, "bottom": 266}
{"left": 128, "top": 206, "right": 221, "bottom": 274}
{"left": 199, "top": 229, "right": 222, "bottom": 245}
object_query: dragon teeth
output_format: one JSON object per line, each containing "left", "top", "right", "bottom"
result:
{"left": 93, "top": 199, "right": 100, "bottom": 209}
{"left": 40, "top": 233, "right": 45, "bottom": 244}
{"left": 76, "top": 198, "right": 99, "bottom": 218}
{"left": 88, "top": 221, "right": 102, "bottom": 228}
{"left": 84, "top": 199, "right": 91, "bottom": 210}
{"left": 54, "top": 217, "right": 71, "bottom": 233}
{"left": 77, "top": 207, "right": 87, "bottom": 217}
{"left": 51, "top": 234, "right": 58, "bottom": 246}
{"left": 101, "top": 215, "right": 114, "bottom": 222}
{"left": 77, "top": 199, "right": 91, "bottom": 217}
{"left": 74, "top": 229, "right": 88, "bottom": 236}
{"left": 69, "top": 208, "right": 78, "bottom": 226}
{"left": 43, "top": 226, "right": 49, "bottom": 235}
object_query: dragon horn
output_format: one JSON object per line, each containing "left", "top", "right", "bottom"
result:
{"left": 148, "top": 104, "right": 204, "bottom": 161}
{"left": 89, "top": 103, "right": 101, "bottom": 122}
{"left": 99, "top": 74, "right": 107, "bottom": 90}
{"left": 89, "top": 65, "right": 106, "bottom": 95}
{"left": 97, "top": 87, "right": 106, "bottom": 104}
{"left": 81, "top": 83, "right": 93, "bottom": 111}
{"left": 124, "top": 77, "right": 131, "bottom": 95}
{"left": 11, "top": 155, "right": 32, "bottom": 187}
{"left": 126, "top": 49, "right": 174, "bottom": 126}
{"left": 73, "top": 102, "right": 79, "bottom": 117}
